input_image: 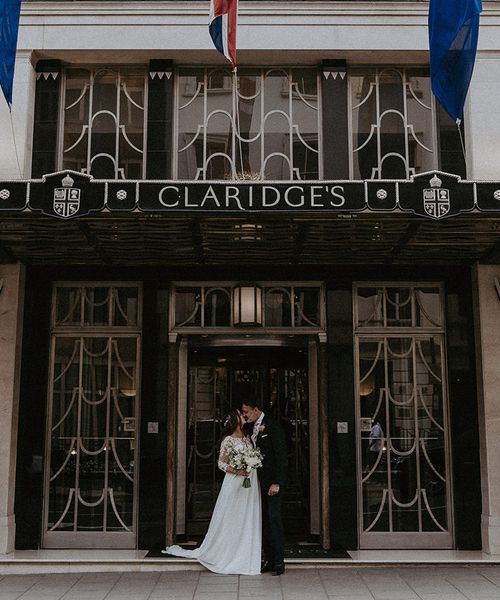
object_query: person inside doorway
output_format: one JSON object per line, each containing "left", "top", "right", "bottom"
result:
{"left": 368, "top": 419, "right": 384, "bottom": 470}
{"left": 242, "top": 400, "right": 288, "bottom": 577}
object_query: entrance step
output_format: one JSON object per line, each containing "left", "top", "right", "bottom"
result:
{"left": 0, "top": 550, "right": 499, "bottom": 575}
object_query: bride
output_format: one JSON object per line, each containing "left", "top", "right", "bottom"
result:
{"left": 162, "top": 409, "right": 262, "bottom": 575}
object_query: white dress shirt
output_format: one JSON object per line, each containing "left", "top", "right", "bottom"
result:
{"left": 252, "top": 411, "right": 265, "bottom": 446}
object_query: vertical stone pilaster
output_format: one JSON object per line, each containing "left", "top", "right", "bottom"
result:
{"left": 0, "top": 52, "right": 36, "bottom": 179}
{"left": 0, "top": 263, "right": 25, "bottom": 554}
{"left": 472, "top": 264, "right": 500, "bottom": 554}
{"left": 465, "top": 54, "right": 500, "bottom": 179}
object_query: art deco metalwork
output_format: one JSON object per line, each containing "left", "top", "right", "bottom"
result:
{"left": 60, "top": 68, "right": 146, "bottom": 179}
{"left": 355, "top": 284, "right": 452, "bottom": 547}
{"left": 44, "top": 284, "right": 142, "bottom": 547}
{"left": 175, "top": 68, "right": 320, "bottom": 180}
{"left": 350, "top": 68, "right": 437, "bottom": 179}
{"left": 172, "top": 283, "right": 324, "bottom": 332}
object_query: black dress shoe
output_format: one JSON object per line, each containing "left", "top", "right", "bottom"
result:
{"left": 272, "top": 563, "right": 285, "bottom": 576}
{"left": 260, "top": 561, "right": 274, "bottom": 573}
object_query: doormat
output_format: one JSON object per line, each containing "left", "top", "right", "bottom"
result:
{"left": 145, "top": 544, "right": 351, "bottom": 560}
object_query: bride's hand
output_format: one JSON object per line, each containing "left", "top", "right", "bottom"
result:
{"left": 236, "top": 469, "right": 250, "bottom": 477}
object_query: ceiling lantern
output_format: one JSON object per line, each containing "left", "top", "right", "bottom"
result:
{"left": 232, "top": 284, "right": 263, "bottom": 327}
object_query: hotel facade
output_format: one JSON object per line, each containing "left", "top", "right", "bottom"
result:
{"left": 1, "top": 0, "right": 500, "bottom": 557}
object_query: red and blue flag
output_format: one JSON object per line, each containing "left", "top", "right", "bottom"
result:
{"left": 209, "top": 0, "right": 238, "bottom": 70}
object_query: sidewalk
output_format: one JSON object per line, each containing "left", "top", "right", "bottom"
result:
{"left": 1, "top": 566, "right": 500, "bottom": 600}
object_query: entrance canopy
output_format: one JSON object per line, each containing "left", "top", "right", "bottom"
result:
{"left": 0, "top": 170, "right": 499, "bottom": 265}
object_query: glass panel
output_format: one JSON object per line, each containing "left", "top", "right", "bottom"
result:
{"left": 63, "top": 69, "right": 90, "bottom": 174}
{"left": 62, "top": 68, "right": 145, "bottom": 179}
{"left": 176, "top": 68, "right": 319, "bottom": 181}
{"left": 385, "top": 287, "right": 413, "bottom": 327}
{"left": 264, "top": 287, "right": 292, "bottom": 327}
{"left": 406, "top": 69, "right": 436, "bottom": 175}
{"left": 356, "top": 286, "right": 443, "bottom": 329}
{"left": 113, "top": 287, "right": 139, "bottom": 327}
{"left": 416, "top": 338, "right": 447, "bottom": 531}
{"left": 187, "top": 366, "right": 228, "bottom": 532}
{"left": 55, "top": 287, "right": 83, "bottom": 326}
{"left": 54, "top": 285, "right": 139, "bottom": 328}
{"left": 47, "top": 335, "right": 138, "bottom": 534}
{"left": 83, "top": 287, "right": 111, "bottom": 326}
{"left": 351, "top": 68, "right": 436, "bottom": 180}
{"left": 175, "top": 287, "right": 202, "bottom": 327}
{"left": 204, "top": 288, "right": 231, "bottom": 326}
{"left": 356, "top": 287, "right": 384, "bottom": 327}
{"left": 358, "top": 335, "right": 449, "bottom": 536}
{"left": 415, "top": 287, "right": 442, "bottom": 327}
{"left": 294, "top": 287, "right": 320, "bottom": 327}
{"left": 119, "top": 71, "right": 145, "bottom": 180}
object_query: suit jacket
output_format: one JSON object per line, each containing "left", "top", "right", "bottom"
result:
{"left": 254, "top": 416, "right": 288, "bottom": 488}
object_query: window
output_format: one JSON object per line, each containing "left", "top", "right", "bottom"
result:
{"left": 60, "top": 68, "right": 147, "bottom": 179}
{"left": 176, "top": 68, "right": 320, "bottom": 181}
{"left": 350, "top": 67, "right": 438, "bottom": 180}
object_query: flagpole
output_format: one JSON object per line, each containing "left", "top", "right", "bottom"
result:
{"left": 456, "top": 119, "right": 467, "bottom": 166}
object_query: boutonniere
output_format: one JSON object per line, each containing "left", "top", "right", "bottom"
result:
{"left": 258, "top": 425, "right": 266, "bottom": 432}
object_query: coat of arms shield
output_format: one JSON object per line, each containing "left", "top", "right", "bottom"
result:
{"left": 53, "top": 185, "right": 80, "bottom": 218}
{"left": 423, "top": 185, "right": 450, "bottom": 219}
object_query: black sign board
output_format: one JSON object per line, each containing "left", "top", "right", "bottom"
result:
{"left": 1, "top": 170, "right": 500, "bottom": 220}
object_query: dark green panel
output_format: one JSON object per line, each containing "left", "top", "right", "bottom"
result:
{"left": 32, "top": 60, "right": 61, "bottom": 178}
{"left": 327, "top": 284, "right": 358, "bottom": 550}
{"left": 321, "top": 60, "right": 349, "bottom": 179}
{"left": 14, "top": 269, "right": 52, "bottom": 548}
{"left": 137, "top": 286, "right": 168, "bottom": 549}
{"left": 445, "top": 274, "right": 482, "bottom": 550}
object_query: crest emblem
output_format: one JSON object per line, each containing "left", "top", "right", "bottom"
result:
{"left": 53, "top": 174, "right": 80, "bottom": 218}
{"left": 423, "top": 175, "right": 450, "bottom": 219}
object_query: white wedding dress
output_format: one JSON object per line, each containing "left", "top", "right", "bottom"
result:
{"left": 164, "top": 435, "right": 262, "bottom": 575}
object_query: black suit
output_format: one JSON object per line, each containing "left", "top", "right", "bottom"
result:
{"left": 254, "top": 415, "right": 287, "bottom": 567}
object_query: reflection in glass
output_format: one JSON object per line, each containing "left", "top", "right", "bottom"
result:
{"left": 356, "top": 285, "right": 442, "bottom": 329}
{"left": 54, "top": 285, "right": 139, "bottom": 328}
{"left": 351, "top": 67, "right": 436, "bottom": 179}
{"left": 62, "top": 68, "right": 146, "bottom": 179}
{"left": 358, "top": 335, "right": 449, "bottom": 535}
{"left": 176, "top": 68, "right": 319, "bottom": 181}
{"left": 47, "top": 335, "right": 139, "bottom": 534}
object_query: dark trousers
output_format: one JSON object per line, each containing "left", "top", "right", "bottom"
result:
{"left": 260, "top": 482, "right": 285, "bottom": 566}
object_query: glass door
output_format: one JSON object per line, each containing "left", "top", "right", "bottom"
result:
{"left": 43, "top": 284, "right": 141, "bottom": 548}
{"left": 184, "top": 346, "right": 310, "bottom": 540}
{"left": 355, "top": 285, "right": 453, "bottom": 549}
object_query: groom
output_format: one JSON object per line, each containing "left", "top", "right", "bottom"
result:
{"left": 242, "top": 401, "right": 288, "bottom": 576}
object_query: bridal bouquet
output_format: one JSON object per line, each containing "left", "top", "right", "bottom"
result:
{"left": 228, "top": 447, "right": 263, "bottom": 488}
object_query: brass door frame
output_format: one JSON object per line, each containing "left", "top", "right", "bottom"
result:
{"left": 168, "top": 334, "right": 329, "bottom": 548}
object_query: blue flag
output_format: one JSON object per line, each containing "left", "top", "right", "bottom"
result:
{"left": 0, "top": 0, "right": 22, "bottom": 107}
{"left": 429, "top": 0, "right": 482, "bottom": 124}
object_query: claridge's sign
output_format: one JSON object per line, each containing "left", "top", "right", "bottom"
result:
{"left": 1, "top": 170, "right": 500, "bottom": 220}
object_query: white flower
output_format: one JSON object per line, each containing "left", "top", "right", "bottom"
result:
{"left": 228, "top": 447, "right": 263, "bottom": 471}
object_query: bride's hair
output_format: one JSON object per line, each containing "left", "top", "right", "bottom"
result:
{"left": 220, "top": 409, "right": 246, "bottom": 440}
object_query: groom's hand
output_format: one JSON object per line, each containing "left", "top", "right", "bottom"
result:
{"left": 268, "top": 484, "right": 280, "bottom": 496}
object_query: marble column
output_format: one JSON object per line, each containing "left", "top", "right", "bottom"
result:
{"left": 0, "top": 263, "right": 25, "bottom": 554}
{"left": 473, "top": 264, "right": 500, "bottom": 554}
